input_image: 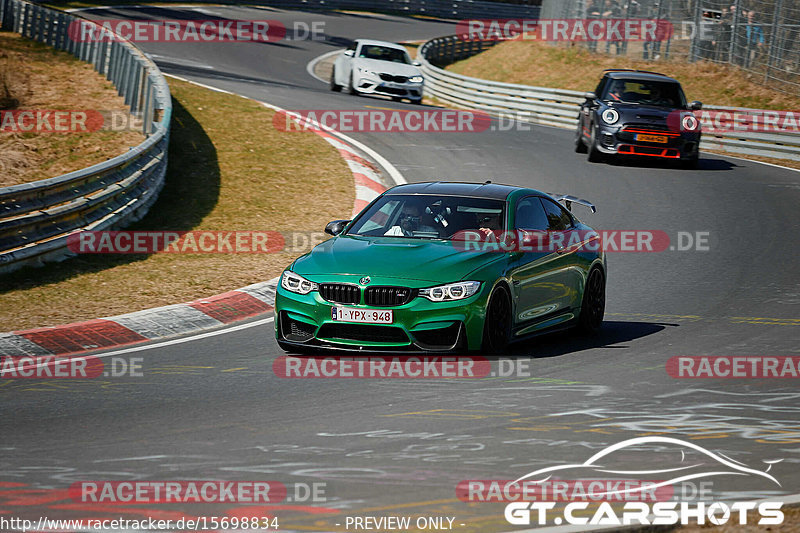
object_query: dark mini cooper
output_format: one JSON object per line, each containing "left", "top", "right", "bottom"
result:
{"left": 575, "top": 69, "right": 703, "bottom": 168}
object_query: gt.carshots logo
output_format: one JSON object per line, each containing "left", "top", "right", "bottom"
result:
{"left": 499, "top": 437, "right": 785, "bottom": 527}
{"left": 457, "top": 18, "right": 674, "bottom": 41}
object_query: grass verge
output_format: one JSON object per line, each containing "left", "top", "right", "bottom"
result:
{"left": 0, "top": 77, "right": 355, "bottom": 330}
{"left": 0, "top": 31, "right": 144, "bottom": 186}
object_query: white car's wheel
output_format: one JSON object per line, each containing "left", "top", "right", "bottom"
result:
{"left": 330, "top": 67, "right": 342, "bottom": 92}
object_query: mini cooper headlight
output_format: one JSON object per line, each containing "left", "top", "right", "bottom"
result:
{"left": 419, "top": 281, "right": 481, "bottom": 302}
{"left": 281, "top": 271, "right": 318, "bottom": 295}
{"left": 409, "top": 75, "right": 424, "bottom": 83}
{"left": 682, "top": 114, "right": 700, "bottom": 131}
{"left": 601, "top": 109, "right": 620, "bottom": 124}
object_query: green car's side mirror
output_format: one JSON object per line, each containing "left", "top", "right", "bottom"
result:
{"left": 325, "top": 220, "right": 350, "bottom": 236}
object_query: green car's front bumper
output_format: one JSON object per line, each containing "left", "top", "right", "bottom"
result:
{"left": 274, "top": 275, "right": 492, "bottom": 352}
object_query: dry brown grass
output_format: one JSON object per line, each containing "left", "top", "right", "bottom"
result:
{"left": 447, "top": 40, "right": 800, "bottom": 111}
{"left": 0, "top": 78, "right": 355, "bottom": 330}
{"left": 0, "top": 31, "right": 144, "bottom": 186}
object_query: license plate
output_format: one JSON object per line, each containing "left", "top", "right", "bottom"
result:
{"left": 332, "top": 307, "right": 393, "bottom": 324}
{"left": 635, "top": 134, "right": 668, "bottom": 143}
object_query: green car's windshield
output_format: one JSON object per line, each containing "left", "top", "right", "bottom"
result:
{"left": 346, "top": 194, "right": 505, "bottom": 240}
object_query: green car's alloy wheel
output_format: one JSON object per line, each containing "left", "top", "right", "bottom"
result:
{"left": 578, "top": 268, "right": 605, "bottom": 332}
{"left": 483, "top": 285, "right": 512, "bottom": 353}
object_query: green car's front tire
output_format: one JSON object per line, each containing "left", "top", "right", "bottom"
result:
{"left": 482, "top": 285, "right": 512, "bottom": 354}
{"left": 578, "top": 268, "right": 605, "bottom": 333}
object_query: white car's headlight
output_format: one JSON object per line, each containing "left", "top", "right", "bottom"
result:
{"left": 409, "top": 75, "right": 424, "bottom": 83}
{"left": 419, "top": 281, "right": 481, "bottom": 302}
{"left": 281, "top": 271, "right": 318, "bottom": 295}
{"left": 601, "top": 109, "right": 620, "bottom": 124}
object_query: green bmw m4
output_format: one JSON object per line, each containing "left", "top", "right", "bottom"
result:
{"left": 275, "top": 181, "right": 606, "bottom": 353}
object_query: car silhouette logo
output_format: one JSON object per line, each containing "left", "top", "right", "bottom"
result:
{"left": 513, "top": 436, "right": 783, "bottom": 499}
{"left": 359, "top": 276, "right": 371, "bottom": 285}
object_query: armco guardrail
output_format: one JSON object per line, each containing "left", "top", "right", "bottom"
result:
{"left": 0, "top": 0, "right": 171, "bottom": 274}
{"left": 419, "top": 36, "right": 800, "bottom": 162}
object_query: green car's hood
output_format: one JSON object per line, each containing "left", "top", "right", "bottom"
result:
{"left": 292, "top": 235, "right": 502, "bottom": 283}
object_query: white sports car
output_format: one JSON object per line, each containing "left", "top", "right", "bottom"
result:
{"left": 331, "top": 39, "right": 424, "bottom": 104}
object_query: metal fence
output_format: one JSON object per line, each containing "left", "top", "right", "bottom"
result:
{"left": 541, "top": 0, "right": 800, "bottom": 95}
{"left": 419, "top": 35, "right": 800, "bottom": 160}
{"left": 0, "top": 0, "right": 171, "bottom": 274}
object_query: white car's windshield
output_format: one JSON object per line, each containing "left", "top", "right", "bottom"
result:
{"left": 347, "top": 195, "right": 505, "bottom": 240}
{"left": 358, "top": 45, "right": 411, "bottom": 64}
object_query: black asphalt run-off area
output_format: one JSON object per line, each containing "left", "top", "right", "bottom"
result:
{"left": 2, "top": 6, "right": 799, "bottom": 532}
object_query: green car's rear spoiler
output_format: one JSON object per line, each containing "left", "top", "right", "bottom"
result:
{"left": 548, "top": 193, "right": 597, "bottom": 214}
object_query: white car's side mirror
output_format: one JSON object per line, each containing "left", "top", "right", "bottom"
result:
{"left": 343, "top": 49, "right": 354, "bottom": 57}
{"left": 412, "top": 60, "right": 421, "bottom": 66}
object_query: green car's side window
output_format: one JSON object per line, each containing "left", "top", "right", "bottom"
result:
{"left": 515, "top": 196, "right": 549, "bottom": 231}
{"left": 541, "top": 198, "right": 574, "bottom": 231}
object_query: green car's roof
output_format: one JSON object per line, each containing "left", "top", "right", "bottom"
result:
{"left": 384, "top": 181, "right": 533, "bottom": 200}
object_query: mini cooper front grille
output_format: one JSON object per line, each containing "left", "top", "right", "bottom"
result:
{"left": 319, "top": 283, "right": 360, "bottom": 305}
{"left": 364, "top": 286, "right": 416, "bottom": 307}
{"left": 379, "top": 73, "right": 409, "bottom": 83}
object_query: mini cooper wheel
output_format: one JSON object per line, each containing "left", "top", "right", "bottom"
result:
{"left": 587, "top": 126, "right": 604, "bottom": 163}
{"left": 482, "top": 285, "right": 512, "bottom": 353}
{"left": 578, "top": 268, "right": 605, "bottom": 333}
{"left": 330, "top": 68, "right": 342, "bottom": 92}
{"left": 575, "top": 121, "right": 588, "bottom": 153}
{"left": 681, "top": 155, "right": 699, "bottom": 170}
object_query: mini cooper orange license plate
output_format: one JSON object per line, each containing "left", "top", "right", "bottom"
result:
{"left": 635, "top": 134, "right": 668, "bottom": 143}
{"left": 332, "top": 307, "right": 393, "bottom": 324}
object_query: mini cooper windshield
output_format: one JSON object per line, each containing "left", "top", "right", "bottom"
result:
{"left": 603, "top": 79, "right": 687, "bottom": 108}
{"left": 347, "top": 195, "right": 506, "bottom": 240}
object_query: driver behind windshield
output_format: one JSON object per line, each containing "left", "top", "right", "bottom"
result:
{"left": 383, "top": 202, "right": 437, "bottom": 237}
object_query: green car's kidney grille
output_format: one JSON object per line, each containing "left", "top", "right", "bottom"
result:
{"left": 364, "top": 286, "right": 416, "bottom": 307}
{"left": 319, "top": 283, "right": 361, "bottom": 305}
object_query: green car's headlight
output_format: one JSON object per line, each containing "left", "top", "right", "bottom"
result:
{"left": 281, "top": 271, "right": 318, "bottom": 295}
{"left": 409, "top": 75, "right": 424, "bottom": 83}
{"left": 419, "top": 281, "right": 481, "bottom": 302}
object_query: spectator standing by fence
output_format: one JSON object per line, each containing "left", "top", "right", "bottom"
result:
{"left": 744, "top": 9, "right": 765, "bottom": 68}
